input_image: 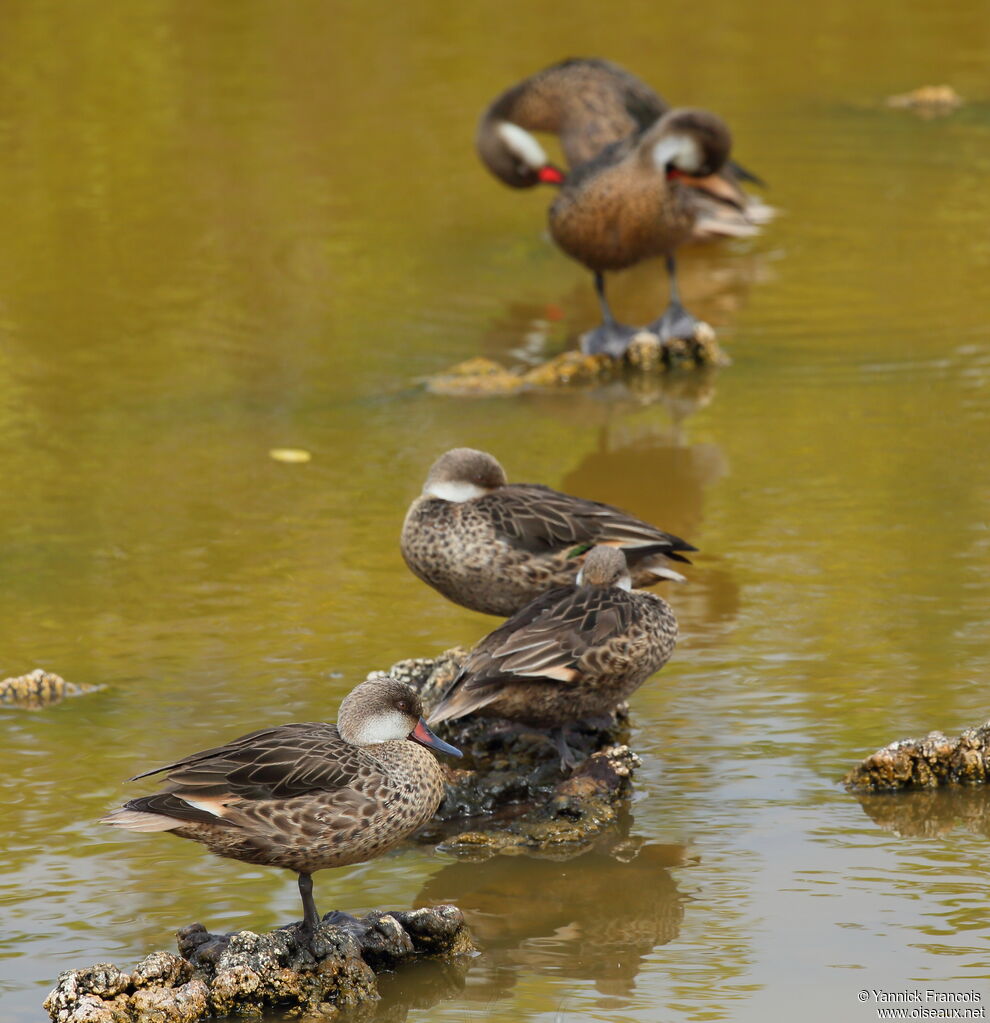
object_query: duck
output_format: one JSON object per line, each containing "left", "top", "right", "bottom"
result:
{"left": 551, "top": 107, "right": 765, "bottom": 355}
{"left": 101, "top": 673, "right": 462, "bottom": 934}
{"left": 476, "top": 58, "right": 771, "bottom": 357}
{"left": 429, "top": 545, "right": 677, "bottom": 768}
{"left": 477, "top": 57, "right": 764, "bottom": 213}
{"left": 401, "top": 447, "right": 695, "bottom": 617}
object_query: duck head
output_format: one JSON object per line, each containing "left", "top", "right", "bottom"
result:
{"left": 644, "top": 109, "right": 743, "bottom": 208}
{"left": 575, "top": 545, "right": 633, "bottom": 591}
{"left": 477, "top": 118, "right": 566, "bottom": 189}
{"left": 422, "top": 447, "right": 508, "bottom": 502}
{"left": 338, "top": 673, "right": 462, "bottom": 758}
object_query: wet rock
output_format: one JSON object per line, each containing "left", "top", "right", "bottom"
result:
{"left": 424, "top": 357, "right": 527, "bottom": 397}
{"left": 423, "top": 325, "right": 725, "bottom": 398}
{"left": 844, "top": 721, "right": 990, "bottom": 792}
{"left": 0, "top": 669, "right": 101, "bottom": 710}
{"left": 385, "top": 651, "right": 642, "bottom": 857}
{"left": 44, "top": 906, "right": 473, "bottom": 1023}
{"left": 886, "top": 84, "right": 963, "bottom": 116}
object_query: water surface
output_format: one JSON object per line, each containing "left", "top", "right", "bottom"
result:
{"left": 2, "top": 2, "right": 990, "bottom": 1021}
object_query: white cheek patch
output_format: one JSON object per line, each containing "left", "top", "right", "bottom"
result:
{"left": 497, "top": 121, "right": 549, "bottom": 170}
{"left": 425, "top": 480, "right": 488, "bottom": 502}
{"left": 652, "top": 134, "right": 702, "bottom": 174}
{"left": 351, "top": 710, "right": 412, "bottom": 745}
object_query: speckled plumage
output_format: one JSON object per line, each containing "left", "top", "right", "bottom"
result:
{"left": 401, "top": 448, "right": 695, "bottom": 617}
{"left": 549, "top": 109, "right": 747, "bottom": 273}
{"left": 430, "top": 546, "right": 678, "bottom": 731}
{"left": 101, "top": 675, "right": 458, "bottom": 928}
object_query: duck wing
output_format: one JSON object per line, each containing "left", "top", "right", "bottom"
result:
{"left": 431, "top": 587, "right": 633, "bottom": 722}
{"left": 482, "top": 484, "right": 695, "bottom": 561}
{"left": 129, "top": 722, "right": 363, "bottom": 801}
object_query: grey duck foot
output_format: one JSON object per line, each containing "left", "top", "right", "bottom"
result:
{"left": 580, "top": 321, "right": 642, "bottom": 359}
{"left": 553, "top": 728, "right": 585, "bottom": 772}
{"left": 649, "top": 302, "right": 701, "bottom": 343}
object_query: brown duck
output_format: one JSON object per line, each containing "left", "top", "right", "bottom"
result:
{"left": 401, "top": 448, "right": 695, "bottom": 617}
{"left": 101, "top": 674, "right": 461, "bottom": 933}
{"left": 476, "top": 58, "right": 771, "bottom": 356}
{"left": 429, "top": 545, "right": 677, "bottom": 767}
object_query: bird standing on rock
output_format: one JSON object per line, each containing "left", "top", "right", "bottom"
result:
{"left": 429, "top": 545, "right": 678, "bottom": 769}
{"left": 101, "top": 674, "right": 461, "bottom": 935}
{"left": 401, "top": 447, "right": 695, "bottom": 617}
{"left": 476, "top": 58, "right": 772, "bottom": 357}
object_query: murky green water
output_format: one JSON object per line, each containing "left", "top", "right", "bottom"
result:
{"left": 3, "top": 2, "right": 990, "bottom": 1021}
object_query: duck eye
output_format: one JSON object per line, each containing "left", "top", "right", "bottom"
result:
{"left": 395, "top": 699, "right": 410, "bottom": 713}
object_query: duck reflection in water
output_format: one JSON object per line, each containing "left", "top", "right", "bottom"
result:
{"left": 558, "top": 409, "right": 739, "bottom": 650}
{"left": 414, "top": 836, "right": 691, "bottom": 999}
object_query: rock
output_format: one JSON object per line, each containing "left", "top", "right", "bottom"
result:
{"left": 43, "top": 906, "right": 473, "bottom": 1023}
{"left": 424, "top": 357, "right": 527, "bottom": 397}
{"left": 844, "top": 721, "right": 990, "bottom": 792}
{"left": 0, "top": 669, "right": 101, "bottom": 710}
{"left": 886, "top": 85, "right": 963, "bottom": 116}
{"left": 385, "top": 651, "right": 642, "bottom": 857}
{"left": 422, "top": 324, "right": 726, "bottom": 398}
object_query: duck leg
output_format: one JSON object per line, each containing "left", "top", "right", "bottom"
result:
{"left": 580, "top": 272, "right": 641, "bottom": 358}
{"left": 553, "top": 727, "right": 584, "bottom": 772}
{"left": 298, "top": 872, "right": 322, "bottom": 933}
{"left": 650, "top": 255, "right": 701, "bottom": 342}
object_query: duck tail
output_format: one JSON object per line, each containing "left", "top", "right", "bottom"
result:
{"left": 100, "top": 806, "right": 181, "bottom": 833}
{"left": 428, "top": 674, "right": 500, "bottom": 725}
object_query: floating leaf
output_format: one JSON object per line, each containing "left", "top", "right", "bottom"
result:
{"left": 269, "top": 448, "right": 312, "bottom": 464}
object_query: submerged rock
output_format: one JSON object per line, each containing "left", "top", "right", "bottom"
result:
{"left": 0, "top": 669, "right": 101, "bottom": 710}
{"left": 44, "top": 906, "right": 473, "bottom": 1022}
{"left": 385, "top": 650, "right": 642, "bottom": 857}
{"left": 423, "top": 325, "right": 725, "bottom": 398}
{"left": 844, "top": 721, "right": 990, "bottom": 792}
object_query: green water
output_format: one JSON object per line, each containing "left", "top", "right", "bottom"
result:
{"left": 2, "top": 2, "right": 990, "bottom": 1021}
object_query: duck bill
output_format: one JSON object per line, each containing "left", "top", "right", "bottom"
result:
{"left": 673, "top": 171, "right": 745, "bottom": 210}
{"left": 537, "top": 163, "right": 566, "bottom": 185}
{"left": 409, "top": 718, "right": 463, "bottom": 758}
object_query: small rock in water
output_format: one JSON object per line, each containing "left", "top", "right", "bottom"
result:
{"left": 885, "top": 85, "right": 963, "bottom": 116}
{"left": 0, "top": 669, "right": 100, "bottom": 710}
{"left": 844, "top": 720, "right": 990, "bottom": 792}
{"left": 424, "top": 357, "right": 528, "bottom": 397}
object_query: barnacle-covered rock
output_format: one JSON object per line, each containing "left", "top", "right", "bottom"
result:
{"left": 844, "top": 721, "right": 990, "bottom": 792}
{"left": 0, "top": 669, "right": 101, "bottom": 710}
{"left": 44, "top": 906, "right": 473, "bottom": 1022}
